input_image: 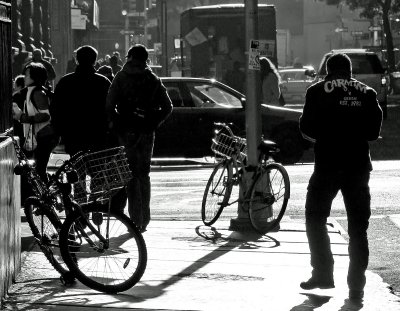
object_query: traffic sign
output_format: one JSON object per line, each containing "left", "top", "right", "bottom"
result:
{"left": 351, "top": 31, "right": 363, "bottom": 36}
{"left": 369, "top": 25, "right": 382, "bottom": 31}
{"left": 335, "top": 27, "right": 348, "bottom": 33}
{"left": 120, "top": 30, "right": 136, "bottom": 35}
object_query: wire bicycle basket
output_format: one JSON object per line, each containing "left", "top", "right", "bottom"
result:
{"left": 70, "top": 146, "right": 132, "bottom": 205}
{"left": 211, "top": 131, "right": 247, "bottom": 163}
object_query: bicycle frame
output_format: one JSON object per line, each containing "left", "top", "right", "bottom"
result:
{"left": 4, "top": 130, "right": 115, "bottom": 251}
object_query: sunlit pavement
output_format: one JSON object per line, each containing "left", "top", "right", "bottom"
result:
{"left": 4, "top": 219, "right": 399, "bottom": 311}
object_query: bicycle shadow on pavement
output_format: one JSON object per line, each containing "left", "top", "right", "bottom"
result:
{"left": 120, "top": 225, "right": 281, "bottom": 302}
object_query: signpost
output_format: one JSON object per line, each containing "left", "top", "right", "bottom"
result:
{"left": 230, "top": 0, "right": 262, "bottom": 231}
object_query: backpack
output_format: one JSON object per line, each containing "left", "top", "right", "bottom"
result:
{"left": 114, "top": 71, "right": 160, "bottom": 133}
{"left": 27, "top": 86, "right": 54, "bottom": 111}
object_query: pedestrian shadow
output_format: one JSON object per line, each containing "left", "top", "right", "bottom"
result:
{"left": 6, "top": 225, "right": 282, "bottom": 308}
{"left": 289, "top": 293, "right": 364, "bottom": 311}
{"left": 122, "top": 225, "right": 280, "bottom": 301}
{"left": 290, "top": 293, "right": 332, "bottom": 310}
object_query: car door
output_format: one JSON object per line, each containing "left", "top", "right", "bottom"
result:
{"left": 185, "top": 81, "right": 246, "bottom": 155}
{"left": 154, "top": 81, "right": 201, "bottom": 157}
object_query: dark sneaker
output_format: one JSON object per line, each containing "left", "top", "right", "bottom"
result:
{"left": 300, "top": 277, "right": 335, "bottom": 290}
{"left": 349, "top": 289, "right": 364, "bottom": 300}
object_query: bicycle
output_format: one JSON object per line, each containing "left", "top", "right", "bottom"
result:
{"left": 56, "top": 145, "right": 147, "bottom": 294}
{"left": 201, "top": 123, "right": 290, "bottom": 234}
{"left": 3, "top": 129, "right": 74, "bottom": 282}
{"left": 4, "top": 130, "right": 147, "bottom": 293}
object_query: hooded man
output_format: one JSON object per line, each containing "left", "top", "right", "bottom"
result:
{"left": 106, "top": 44, "right": 173, "bottom": 232}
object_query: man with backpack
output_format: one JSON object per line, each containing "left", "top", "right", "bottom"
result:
{"left": 106, "top": 44, "right": 173, "bottom": 232}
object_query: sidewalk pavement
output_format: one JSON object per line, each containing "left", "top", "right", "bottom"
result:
{"left": 4, "top": 218, "right": 400, "bottom": 310}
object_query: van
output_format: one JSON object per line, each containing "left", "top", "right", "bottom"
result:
{"left": 315, "top": 49, "right": 388, "bottom": 118}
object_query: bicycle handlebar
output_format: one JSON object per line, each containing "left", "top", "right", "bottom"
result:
{"left": 213, "top": 122, "right": 235, "bottom": 137}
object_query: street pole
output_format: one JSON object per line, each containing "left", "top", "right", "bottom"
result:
{"left": 161, "top": 0, "right": 168, "bottom": 76}
{"left": 229, "top": 0, "right": 262, "bottom": 231}
{"left": 124, "top": 13, "right": 129, "bottom": 56}
{"left": 143, "top": 0, "right": 148, "bottom": 47}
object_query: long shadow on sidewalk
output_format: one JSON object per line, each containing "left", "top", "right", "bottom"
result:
{"left": 116, "top": 225, "right": 280, "bottom": 302}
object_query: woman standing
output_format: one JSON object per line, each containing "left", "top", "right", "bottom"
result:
{"left": 13, "top": 62, "right": 58, "bottom": 182}
{"left": 260, "top": 57, "right": 282, "bottom": 106}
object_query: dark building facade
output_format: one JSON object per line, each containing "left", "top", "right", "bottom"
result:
{"left": 0, "top": 1, "right": 21, "bottom": 307}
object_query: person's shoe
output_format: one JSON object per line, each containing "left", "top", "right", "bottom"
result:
{"left": 349, "top": 289, "right": 364, "bottom": 300}
{"left": 300, "top": 277, "right": 335, "bottom": 290}
{"left": 136, "top": 225, "right": 147, "bottom": 233}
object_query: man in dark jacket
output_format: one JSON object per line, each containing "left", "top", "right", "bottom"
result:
{"left": 299, "top": 53, "right": 382, "bottom": 300}
{"left": 52, "top": 45, "right": 111, "bottom": 156}
{"left": 106, "top": 44, "right": 173, "bottom": 232}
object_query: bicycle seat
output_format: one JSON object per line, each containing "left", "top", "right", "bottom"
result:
{"left": 258, "top": 140, "right": 279, "bottom": 154}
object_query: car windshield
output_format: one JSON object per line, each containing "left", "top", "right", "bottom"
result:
{"left": 319, "top": 54, "right": 385, "bottom": 75}
{"left": 187, "top": 82, "right": 242, "bottom": 108}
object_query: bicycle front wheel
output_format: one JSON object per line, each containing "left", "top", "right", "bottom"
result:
{"left": 249, "top": 162, "right": 290, "bottom": 234}
{"left": 24, "top": 197, "right": 70, "bottom": 277}
{"left": 201, "top": 161, "right": 233, "bottom": 226}
{"left": 59, "top": 204, "right": 147, "bottom": 293}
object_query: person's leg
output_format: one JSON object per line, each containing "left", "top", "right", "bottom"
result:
{"left": 132, "top": 133, "right": 154, "bottom": 230}
{"left": 341, "top": 172, "right": 371, "bottom": 298}
{"left": 301, "top": 171, "right": 339, "bottom": 289}
{"left": 34, "top": 137, "right": 56, "bottom": 183}
{"left": 123, "top": 132, "right": 154, "bottom": 230}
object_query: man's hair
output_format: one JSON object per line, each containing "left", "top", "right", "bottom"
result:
{"left": 109, "top": 55, "right": 119, "bottom": 66}
{"left": 326, "top": 53, "right": 352, "bottom": 76}
{"left": 25, "top": 62, "right": 48, "bottom": 86}
{"left": 32, "top": 49, "right": 43, "bottom": 60}
{"left": 126, "top": 44, "right": 148, "bottom": 63}
{"left": 14, "top": 75, "right": 25, "bottom": 88}
{"left": 76, "top": 45, "right": 98, "bottom": 66}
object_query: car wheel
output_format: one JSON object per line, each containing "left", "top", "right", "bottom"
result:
{"left": 271, "top": 124, "right": 304, "bottom": 164}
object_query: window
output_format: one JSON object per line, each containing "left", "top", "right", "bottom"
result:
{"left": 187, "top": 82, "right": 242, "bottom": 108}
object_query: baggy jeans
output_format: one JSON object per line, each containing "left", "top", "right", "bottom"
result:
{"left": 305, "top": 170, "right": 371, "bottom": 291}
{"left": 114, "top": 132, "right": 155, "bottom": 227}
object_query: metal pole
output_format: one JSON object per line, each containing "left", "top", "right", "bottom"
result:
{"left": 230, "top": 0, "right": 261, "bottom": 231}
{"left": 143, "top": 0, "right": 148, "bottom": 46}
{"left": 245, "top": 1, "right": 262, "bottom": 167}
{"left": 125, "top": 15, "right": 129, "bottom": 56}
{"left": 161, "top": 0, "right": 168, "bottom": 76}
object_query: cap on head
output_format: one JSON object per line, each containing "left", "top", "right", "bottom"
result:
{"left": 126, "top": 44, "right": 148, "bottom": 63}
{"left": 326, "top": 53, "right": 352, "bottom": 76}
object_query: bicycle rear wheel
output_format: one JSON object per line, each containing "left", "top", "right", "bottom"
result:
{"left": 249, "top": 162, "right": 290, "bottom": 234}
{"left": 59, "top": 204, "right": 147, "bottom": 293}
{"left": 201, "top": 161, "right": 233, "bottom": 226}
{"left": 24, "top": 197, "right": 72, "bottom": 279}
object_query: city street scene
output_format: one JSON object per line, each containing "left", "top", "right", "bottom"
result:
{"left": 1, "top": 0, "right": 400, "bottom": 310}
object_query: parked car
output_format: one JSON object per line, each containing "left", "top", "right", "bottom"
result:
{"left": 315, "top": 49, "right": 388, "bottom": 118}
{"left": 279, "top": 66, "right": 316, "bottom": 103}
{"left": 155, "top": 77, "right": 311, "bottom": 164}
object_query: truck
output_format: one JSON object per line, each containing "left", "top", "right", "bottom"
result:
{"left": 180, "top": 4, "right": 277, "bottom": 82}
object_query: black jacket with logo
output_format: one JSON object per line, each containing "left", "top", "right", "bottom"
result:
{"left": 299, "top": 74, "right": 382, "bottom": 172}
